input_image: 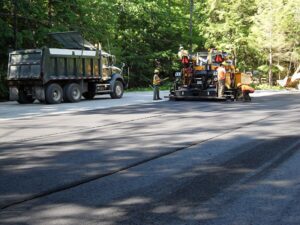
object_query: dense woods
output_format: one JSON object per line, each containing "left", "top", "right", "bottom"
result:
{"left": 0, "top": 0, "right": 300, "bottom": 99}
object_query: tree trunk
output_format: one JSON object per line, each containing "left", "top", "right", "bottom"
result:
{"left": 233, "top": 47, "right": 237, "bottom": 67}
{"left": 189, "top": 0, "right": 193, "bottom": 52}
{"left": 287, "top": 45, "right": 295, "bottom": 76}
{"left": 269, "top": 48, "right": 273, "bottom": 86}
{"left": 294, "top": 64, "right": 300, "bottom": 74}
{"left": 48, "top": 0, "right": 52, "bottom": 27}
{"left": 268, "top": 0, "right": 273, "bottom": 86}
{"left": 12, "top": 0, "right": 17, "bottom": 50}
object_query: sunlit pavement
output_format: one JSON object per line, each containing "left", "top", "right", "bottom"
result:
{"left": 0, "top": 90, "right": 296, "bottom": 120}
{"left": 0, "top": 91, "right": 169, "bottom": 120}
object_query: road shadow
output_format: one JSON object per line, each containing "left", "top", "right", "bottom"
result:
{"left": 0, "top": 92, "right": 300, "bottom": 224}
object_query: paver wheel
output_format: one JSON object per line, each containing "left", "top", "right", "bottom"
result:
{"left": 45, "top": 83, "right": 63, "bottom": 104}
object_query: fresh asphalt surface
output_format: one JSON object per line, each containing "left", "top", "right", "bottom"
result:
{"left": 0, "top": 90, "right": 300, "bottom": 225}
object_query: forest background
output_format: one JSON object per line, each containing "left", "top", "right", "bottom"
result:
{"left": 0, "top": 0, "right": 299, "bottom": 99}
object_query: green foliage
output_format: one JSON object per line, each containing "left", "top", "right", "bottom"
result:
{"left": 253, "top": 83, "right": 285, "bottom": 90}
{"left": 203, "top": 0, "right": 258, "bottom": 71}
{"left": 249, "top": 0, "right": 300, "bottom": 83}
{"left": 126, "top": 81, "right": 173, "bottom": 92}
{"left": 257, "top": 64, "right": 285, "bottom": 73}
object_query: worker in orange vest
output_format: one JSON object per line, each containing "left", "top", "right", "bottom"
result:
{"left": 153, "top": 69, "right": 162, "bottom": 100}
{"left": 217, "top": 63, "right": 226, "bottom": 97}
{"left": 236, "top": 83, "right": 255, "bottom": 101}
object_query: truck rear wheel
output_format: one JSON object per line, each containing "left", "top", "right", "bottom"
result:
{"left": 82, "top": 83, "right": 96, "bottom": 100}
{"left": 64, "top": 83, "right": 81, "bottom": 103}
{"left": 110, "top": 80, "right": 124, "bottom": 99}
{"left": 17, "top": 88, "right": 35, "bottom": 104}
{"left": 45, "top": 83, "right": 63, "bottom": 104}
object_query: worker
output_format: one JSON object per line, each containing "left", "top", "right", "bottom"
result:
{"left": 178, "top": 46, "right": 189, "bottom": 62}
{"left": 183, "top": 64, "right": 193, "bottom": 86}
{"left": 178, "top": 46, "right": 189, "bottom": 68}
{"left": 236, "top": 83, "right": 255, "bottom": 101}
{"left": 153, "top": 69, "right": 162, "bottom": 100}
{"left": 178, "top": 46, "right": 192, "bottom": 86}
{"left": 217, "top": 63, "right": 226, "bottom": 97}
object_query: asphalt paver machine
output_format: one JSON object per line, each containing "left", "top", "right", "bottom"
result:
{"left": 169, "top": 49, "right": 251, "bottom": 100}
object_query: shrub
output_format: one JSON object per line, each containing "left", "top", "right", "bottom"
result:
{"left": 253, "top": 83, "right": 285, "bottom": 90}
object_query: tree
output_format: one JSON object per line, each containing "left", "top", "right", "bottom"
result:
{"left": 202, "top": 0, "right": 257, "bottom": 71}
{"left": 249, "top": 0, "right": 300, "bottom": 84}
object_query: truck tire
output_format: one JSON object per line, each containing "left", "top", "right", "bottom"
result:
{"left": 45, "top": 83, "right": 63, "bottom": 104}
{"left": 17, "top": 89, "right": 35, "bottom": 104}
{"left": 110, "top": 80, "right": 124, "bottom": 99}
{"left": 64, "top": 83, "right": 82, "bottom": 103}
{"left": 82, "top": 83, "right": 96, "bottom": 100}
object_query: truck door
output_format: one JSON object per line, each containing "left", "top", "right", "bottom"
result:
{"left": 102, "top": 56, "right": 112, "bottom": 80}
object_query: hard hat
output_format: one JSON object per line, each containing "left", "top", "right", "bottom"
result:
{"left": 154, "top": 69, "right": 159, "bottom": 74}
{"left": 179, "top": 45, "right": 184, "bottom": 50}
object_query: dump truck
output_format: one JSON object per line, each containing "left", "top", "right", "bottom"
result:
{"left": 7, "top": 32, "right": 125, "bottom": 104}
{"left": 169, "top": 49, "right": 252, "bottom": 100}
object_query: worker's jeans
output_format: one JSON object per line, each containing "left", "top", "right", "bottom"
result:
{"left": 237, "top": 89, "right": 251, "bottom": 101}
{"left": 218, "top": 79, "right": 225, "bottom": 97}
{"left": 153, "top": 85, "right": 160, "bottom": 100}
{"left": 243, "top": 91, "right": 251, "bottom": 101}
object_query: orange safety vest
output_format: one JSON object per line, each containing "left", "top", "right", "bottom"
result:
{"left": 217, "top": 67, "right": 226, "bottom": 80}
{"left": 153, "top": 74, "right": 161, "bottom": 85}
{"left": 241, "top": 85, "right": 255, "bottom": 93}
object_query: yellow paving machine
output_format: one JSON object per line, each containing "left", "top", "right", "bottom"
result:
{"left": 169, "top": 49, "right": 252, "bottom": 100}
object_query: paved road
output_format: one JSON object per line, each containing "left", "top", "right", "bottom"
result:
{"left": 0, "top": 91, "right": 170, "bottom": 121}
{"left": 0, "top": 91, "right": 300, "bottom": 225}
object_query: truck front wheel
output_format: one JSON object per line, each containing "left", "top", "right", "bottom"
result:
{"left": 110, "top": 81, "right": 124, "bottom": 99}
{"left": 45, "top": 83, "right": 63, "bottom": 104}
{"left": 64, "top": 83, "right": 82, "bottom": 103}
